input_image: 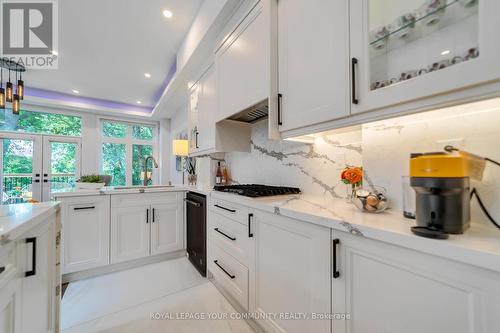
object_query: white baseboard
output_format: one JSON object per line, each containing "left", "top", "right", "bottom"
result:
{"left": 63, "top": 250, "right": 187, "bottom": 283}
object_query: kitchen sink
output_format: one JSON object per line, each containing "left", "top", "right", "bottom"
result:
{"left": 110, "top": 185, "right": 175, "bottom": 191}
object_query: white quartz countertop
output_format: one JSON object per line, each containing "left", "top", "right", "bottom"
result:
{"left": 211, "top": 191, "right": 500, "bottom": 273}
{"left": 0, "top": 202, "right": 60, "bottom": 242}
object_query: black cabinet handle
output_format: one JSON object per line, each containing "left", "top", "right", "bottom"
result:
{"left": 152, "top": 208, "right": 155, "bottom": 223}
{"left": 146, "top": 208, "right": 149, "bottom": 224}
{"left": 74, "top": 206, "right": 95, "bottom": 211}
{"left": 214, "top": 228, "right": 236, "bottom": 241}
{"left": 25, "top": 237, "right": 37, "bottom": 277}
{"left": 351, "top": 58, "right": 359, "bottom": 105}
{"left": 248, "top": 213, "right": 254, "bottom": 238}
{"left": 195, "top": 132, "right": 199, "bottom": 149}
{"left": 214, "top": 204, "right": 235, "bottom": 213}
{"left": 277, "top": 93, "right": 283, "bottom": 126}
{"left": 0, "top": 266, "right": 5, "bottom": 274}
{"left": 213, "top": 260, "right": 235, "bottom": 279}
{"left": 333, "top": 238, "right": 340, "bottom": 278}
{"left": 34, "top": 179, "right": 40, "bottom": 183}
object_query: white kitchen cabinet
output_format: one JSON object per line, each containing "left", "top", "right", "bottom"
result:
{"left": 111, "top": 193, "right": 185, "bottom": 264}
{"left": 188, "top": 81, "right": 201, "bottom": 153}
{"left": 331, "top": 230, "right": 500, "bottom": 333}
{"left": 19, "top": 215, "right": 58, "bottom": 333}
{"left": 150, "top": 201, "right": 184, "bottom": 255}
{"left": 277, "top": 0, "right": 350, "bottom": 133}
{"left": 350, "top": 0, "right": 500, "bottom": 115}
{"left": 188, "top": 64, "right": 252, "bottom": 157}
{"left": 250, "top": 210, "right": 331, "bottom": 333}
{"left": 216, "top": 0, "right": 269, "bottom": 121}
{"left": 196, "top": 65, "right": 217, "bottom": 153}
{"left": 110, "top": 204, "right": 150, "bottom": 264}
{"left": 0, "top": 242, "right": 21, "bottom": 333}
{"left": 60, "top": 195, "right": 110, "bottom": 274}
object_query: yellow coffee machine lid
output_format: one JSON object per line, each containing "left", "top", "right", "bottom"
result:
{"left": 410, "top": 152, "right": 471, "bottom": 178}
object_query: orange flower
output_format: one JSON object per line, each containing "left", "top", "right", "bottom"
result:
{"left": 341, "top": 167, "right": 363, "bottom": 185}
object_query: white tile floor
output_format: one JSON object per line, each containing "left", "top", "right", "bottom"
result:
{"left": 61, "top": 258, "right": 255, "bottom": 333}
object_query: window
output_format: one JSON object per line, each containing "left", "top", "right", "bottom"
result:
{"left": 0, "top": 109, "right": 81, "bottom": 136}
{"left": 100, "top": 120, "right": 157, "bottom": 186}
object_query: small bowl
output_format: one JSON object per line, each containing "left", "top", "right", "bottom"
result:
{"left": 352, "top": 186, "right": 389, "bottom": 213}
{"left": 419, "top": 0, "right": 447, "bottom": 26}
{"left": 393, "top": 13, "right": 416, "bottom": 39}
{"left": 370, "top": 26, "right": 390, "bottom": 50}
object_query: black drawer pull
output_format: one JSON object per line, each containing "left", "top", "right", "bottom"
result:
{"left": 214, "top": 228, "right": 236, "bottom": 241}
{"left": 213, "top": 260, "right": 235, "bottom": 279}
{"left": 152, "top": 208, "right": 156, "bottom": 223}
{"left": 277, "top": 93, "right": 283, "bottom": 126}
{"left": 248, "top": 213, "right": 254, "bottom": 238}
{"left": 214, "top": 204, "right": 236, "bottom": 213}
{"left": 333, "top": 238, "right": 340, "bottom": 278}
{"left": 73, "top": 206, "right": 95, "bottom": 211}
{"left": 146, "top": 208, "right": 149, "bottom": 223}
{"left": 25, "top": 237, "right": 37, "bottom": 277}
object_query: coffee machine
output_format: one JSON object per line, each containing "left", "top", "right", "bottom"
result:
{"left": 409, "top": 152, "right": 472, "bottom": 239}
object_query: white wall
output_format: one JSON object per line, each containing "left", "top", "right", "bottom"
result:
{"left": 168, "top": 107, "right": 189, "bottom": 185}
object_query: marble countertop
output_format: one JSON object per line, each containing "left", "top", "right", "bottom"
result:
{"left": 52, "top": 185, "right": 190, "bottom": 198}
{"left": 0, "top": 202, "right": 60, "bottom": 242}
{"left": 211, "top": 191, "right": 500, "bottom": 273}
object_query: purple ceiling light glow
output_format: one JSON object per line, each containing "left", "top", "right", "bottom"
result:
{"left": 25, "top": 87, "right": 154, "bottom": 113}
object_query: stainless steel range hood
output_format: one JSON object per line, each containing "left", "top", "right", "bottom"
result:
{"left": 228, "top": 99, "right": 268, "bottom": 123}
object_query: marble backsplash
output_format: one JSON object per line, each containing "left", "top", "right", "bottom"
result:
{"left": 225, "top": 120, "right": 363, "bottom": 198}
{"left": 221, "top": 98, "right": 500, "bottom": 226}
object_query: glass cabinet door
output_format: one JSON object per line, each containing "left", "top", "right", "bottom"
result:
{"left": 188, "top": 83, "right": 200, "bottom": 152}
{"left": 350, "top": 0, "right": 500, "bottom": 114}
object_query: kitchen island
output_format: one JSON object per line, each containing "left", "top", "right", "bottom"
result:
{"left": 0, "top": 202, "right": 60, "bottom": 333}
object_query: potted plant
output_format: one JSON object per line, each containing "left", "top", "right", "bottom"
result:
{"left": 76, "top": 174, "right": 108, "bottom": 190}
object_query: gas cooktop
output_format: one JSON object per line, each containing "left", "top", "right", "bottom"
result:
{"left": 213, "top": 184, "right": 301, "bottom": 197}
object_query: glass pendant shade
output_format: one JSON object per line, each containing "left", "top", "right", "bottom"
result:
{"left": 17, "top": 79, "right": 24, "bottom": 100}
{"left": 0, "top": 88, "right": 5, "bottom": 109}
{"left": 6, "top": 82, "right": 13, "bottom": 102}
{"left": 12, "top": 94, "right": 20, "bottom": 114}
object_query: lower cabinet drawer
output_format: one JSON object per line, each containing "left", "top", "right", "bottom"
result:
{"left": 209, "top": 211, "right": 253, "bottom": 265}
{"left": 209, "top": 244, "right": 249, "bottom": 310}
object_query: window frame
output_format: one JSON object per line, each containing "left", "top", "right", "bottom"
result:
{"left": 99, "top": 117, "right": 159, "bottom": 186}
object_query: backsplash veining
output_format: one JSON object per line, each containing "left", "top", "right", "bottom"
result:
{"left": 225, "top": 120, "right": 363, "bottom": 198}
{"left": 190, "top": 98, "right": 500, "bottom": 228}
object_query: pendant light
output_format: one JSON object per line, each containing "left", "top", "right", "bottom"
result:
{"left": 6, "top": 69, "right": 13, "bottom": 103}
{"left": 0, "top": 68, "right": 5, "bottom": 109}
{"left": 17, "top": 67, "right": 24, "bottom": 100}
{"left": 12, "top": 94, "right": 20, "bottom": 114}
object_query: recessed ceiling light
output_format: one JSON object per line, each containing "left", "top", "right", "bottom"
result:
{"left": 441, "top": 50, "right": 451, "bottom": 56}
{"left": 72, "top": 89, "right": 79, "bottom": 94}
{"left": 51, "top": 50, "right": 58, "bottom": 56}
{"left": 163, "top": 9, "right": 173, "bottom": 18}
{"left": 144, "top": 73, "right": 151, "bottom": 78}
{"left": 136, "top": 100, "right": 142, "bottom": 104}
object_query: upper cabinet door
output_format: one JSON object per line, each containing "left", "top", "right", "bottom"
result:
{"left": 278, "top": 0, "right": 350, "bottom": 132}
{"left": 351, "top": 0, "right": 500, "bottom": 114}
{"left": 197, "top": 65, "right": 217, "bottom": 153}
{"left": 188, "top": 83, "right": 200, "bottom": 153}
{"left": 216, "top": 1, "right": 269, "bottom": 121}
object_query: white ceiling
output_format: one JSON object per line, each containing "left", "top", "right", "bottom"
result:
{"left": 26, "top": 0, "right": 203, "bottom": 108}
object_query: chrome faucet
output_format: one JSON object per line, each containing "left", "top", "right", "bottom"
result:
{"left": 143, "top": 156, "right": 159, "bottom": 186}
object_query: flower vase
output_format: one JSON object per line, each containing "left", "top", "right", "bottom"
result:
{"left": 346, "top": 184, "right": 358, "bottom": 203}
